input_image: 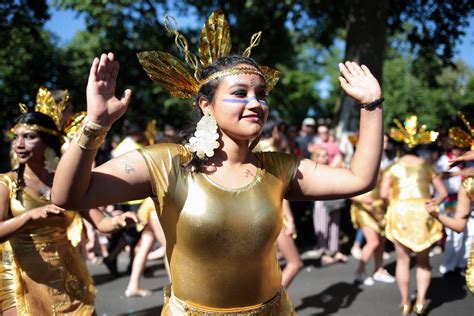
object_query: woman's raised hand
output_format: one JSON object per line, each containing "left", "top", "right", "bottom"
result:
{"left": 86, "top": 52, "right": 132, "bottom": 127}
{"left": 338, "top": 61, "right": 382, "bottom": 104}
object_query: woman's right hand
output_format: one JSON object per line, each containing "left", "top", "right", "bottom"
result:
{"left": 27, "top": 205, "right": 65, "bottom": 221}
{"left": 86, "top": 52, "right": 132, "bottom": 127}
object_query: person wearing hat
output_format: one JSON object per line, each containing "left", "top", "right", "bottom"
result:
{"left": 297, "top": 117, "right": 316, "bottom": 159}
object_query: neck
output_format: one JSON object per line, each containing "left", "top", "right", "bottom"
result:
{"left": 24, "top": 161, "right": 50, "bottom": 182}
{"left": 209, "top": 133, "right": 252, "bottom": 166}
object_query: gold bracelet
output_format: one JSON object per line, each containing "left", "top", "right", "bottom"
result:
{"left": 74, "top": 117, "right": 110, "bottom": 150}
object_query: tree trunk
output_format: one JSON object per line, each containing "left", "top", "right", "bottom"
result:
{"left": 335, "top": 0, "right": 389, "bottom": 144}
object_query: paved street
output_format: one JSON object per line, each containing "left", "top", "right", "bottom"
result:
{"left": 89, "top": 249, "right": 473, "bottom": 315}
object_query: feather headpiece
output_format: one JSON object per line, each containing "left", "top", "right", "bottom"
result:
{"left": 137, "top": 10, "right": 279, "bottom": 99}
{"left": 449, "top": 112, "right": 473, "bottom": 150}
{"left": 389, "top": 115, "right": 438, "bottom": 148}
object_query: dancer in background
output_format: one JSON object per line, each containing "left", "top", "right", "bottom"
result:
{"left": 381, "top": 116, "right": 447, "bottom": 315}
{"left": 351, "top": 135, "right": 395, "bottom": 286}
{"left": 0, "top": 87, "right": 137, "bottom": 315}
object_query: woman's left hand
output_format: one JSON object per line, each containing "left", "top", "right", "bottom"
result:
{"left": 424, "top": 199, "right": 440, "bottom": 219}
{"left": 338, "top": 61, "right": 382, "bottom": 104}
{"left": 111, "top": 211, "right": 140, "bottom": 230}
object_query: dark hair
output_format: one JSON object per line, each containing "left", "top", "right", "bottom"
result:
{"left": 14, "top": 112, "right": 62, "bottom": 200}
{"left": 181, "top": 55, "right": 263, "bottom": 171}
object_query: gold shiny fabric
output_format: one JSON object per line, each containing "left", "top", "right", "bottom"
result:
{"left": 463, "top": 177, "right": 474, "bottom": 293}
{"left": 0, "top": 173, "right": 96, "bottom": 315}
{"left": 384, "top": 162, "right": 443, "bottom": 252}
{"left": 136, "top": 197, "right": 157, "bottom": 232}
{"left": 0, "top": 242, "right": 15, "bottom": 313}
{"left": 350, "top": 170, "right": 387, "bottom": 235}
{"left": 162, "top": 285, "right": 296, "bottom": 315}
{"left": 138, "top": 144, "right": 299, "bottom": 311}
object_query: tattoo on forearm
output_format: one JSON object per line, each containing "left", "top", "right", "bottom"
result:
{"left": 124, "top": 164, "right": 135, "bottom": 174}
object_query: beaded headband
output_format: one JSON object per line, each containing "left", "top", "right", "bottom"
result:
{"left": 137, "top": 10, "right": 279, "bottom": 99}
{"left": 389, "top": 115, "right": 438, "bottom": 148}
{"left": 449, "top": 112, "right": 473, "bottom": 150}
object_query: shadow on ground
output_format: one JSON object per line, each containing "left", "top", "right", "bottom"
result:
{"left": 118, "top": 305, "right": 163, "bottom": 315}
{"left": 294, "top": 282, "right": 362, "bottom": 315}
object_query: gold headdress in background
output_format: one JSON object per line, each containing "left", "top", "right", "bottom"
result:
{"left": 15, "top": 87, "right": 70, "bottom": 137}
{"left": 389, "top": 115, "right": 438, "bottom": 147}
{"left": 449, "top": 112, "right": 473, "bottom": 150}
{"left": 137, "top": 10, "right": 280, "bottom": 99}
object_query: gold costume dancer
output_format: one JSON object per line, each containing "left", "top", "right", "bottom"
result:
{"left": 0, "top": 242, "right": 15, "bottom": 314}
{"left": 52, "top": 9, "right": 385, "bottom": 315}
{"left": 0, "top": 174, "right": 96, "bottom": 315}
{"left": 351, "top": 172, "right": 386, "bottom": 235}
{"left": 1, "top": 87, "right": 139, "bottom": 315}
{"left": 383, "top": 116, "right": 447, "bottom": 315}
{"left": 426, "top": 115, "right": 474, "bottom": 294}
{"left": 384, "top": 161, "right": 443, "bottom": 252}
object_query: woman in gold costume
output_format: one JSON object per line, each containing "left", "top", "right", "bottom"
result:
{"left": 381, "top": 117, "right": 447, "bottom": 315}
{"left": 0, "top": 92, "right": 138, "bottom": 315}
{"left": 52, "top": 10, "right": 385, "bottom": 315}
{"left": 351, "top": 135, "right": 395, "bottom": 285}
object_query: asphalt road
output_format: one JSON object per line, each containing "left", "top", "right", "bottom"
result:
{"left": 89, "top": 249, "right": 473, "bottom": 316}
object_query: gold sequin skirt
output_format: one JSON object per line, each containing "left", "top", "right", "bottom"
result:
{"left": 10, "top": 238, "right": 96, "bottom": 315}
{"left": 385, "top": 198, "right": 442, "bottom": 253}
{"left": 350, "top": 200, "right": 386, "bottom": 235}
{"left": 0, "top": 242, "right": 15, "bottom": 313}
{"left": 161, "top": 285, "right": 296, "bottom": 315}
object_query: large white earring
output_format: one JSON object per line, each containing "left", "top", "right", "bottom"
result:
{"left": 44, "top": 147, "right": 59, "bottom": 173}
{"left": 186, "top": 111, "right": 220, "bottom": 159}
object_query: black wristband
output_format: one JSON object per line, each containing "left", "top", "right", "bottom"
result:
{"left": 361, "top": 97, "right": 384, "bottom": 111}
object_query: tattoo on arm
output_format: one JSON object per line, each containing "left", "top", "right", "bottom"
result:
{"left": 124, "top": 164, "right": 135, "bottom": 174}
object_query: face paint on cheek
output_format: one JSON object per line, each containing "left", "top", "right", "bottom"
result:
{"left": 222, "top": 96, "right": 268, "bottom": 106}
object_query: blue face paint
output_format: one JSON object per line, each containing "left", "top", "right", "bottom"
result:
{"left": 222, "top": 96, "right": 268, "bottom": 106}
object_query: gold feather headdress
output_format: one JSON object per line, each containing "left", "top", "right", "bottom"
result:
{"left": 137, "top": 9, "right": 280, "bottom": 99}
{"left": 389, "top": 115, "right": 438, "bottom": 147}
{"left": 13, "top": 87, "right": 86, "bottom": 142}
{"left": 449, "top": 112, "right": 473, "bottom": 150}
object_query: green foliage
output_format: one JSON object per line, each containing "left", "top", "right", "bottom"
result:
{"left": 1, "top": 0, "right": 473, "bottom": 134}
{"left": 383, "top": 56, "right": 474, "bottom": 130}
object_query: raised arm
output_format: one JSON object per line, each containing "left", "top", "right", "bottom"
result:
{"left": 52, "top": 53, "right": 152, "bottom": 209}
{"left": 287, "top": 62, "right": 383, "bottom": 200}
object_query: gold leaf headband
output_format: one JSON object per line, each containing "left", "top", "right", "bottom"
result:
{"left": 449, "top": 112, "right": 473, "bottom": 150}
{"left": 389, "top": 115, "right": 438, "bottom": 148}
{"left": 137, "top": 9, "right": 280, "bottom": 99}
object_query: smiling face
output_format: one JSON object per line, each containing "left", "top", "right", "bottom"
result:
{"left": 202, "top": 65, "right": 269, "bottom": 144}
{"left": 12, "top": 126, "right": 47, "bottom": 164}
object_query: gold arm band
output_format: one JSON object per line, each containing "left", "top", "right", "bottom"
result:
{"left": 199, "top": 67, "right": 264, "bottom": 88}
{"left": 12, "top": 123, "right": 61, "bottom": 137}
{"left": 74, "top": 117, "right": 110, "bottom": 150}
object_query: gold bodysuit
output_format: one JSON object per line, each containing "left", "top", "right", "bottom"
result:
{"left": 0, "top": 241, "right": 15, "bottom": 313}
{"left": 0, "top": 173, "right": 96, "bottom": 315}
{"left": 350, "top": 169, "right": 387, "bottom": 235}
{"left": 463, "top": 177, "right": 474, "bottom": 293}
{"left": 138, "top": 144, "right": 298, "bottom": 315}
{"left": 385, "top": 162, "right": 442, "bottom": 252}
